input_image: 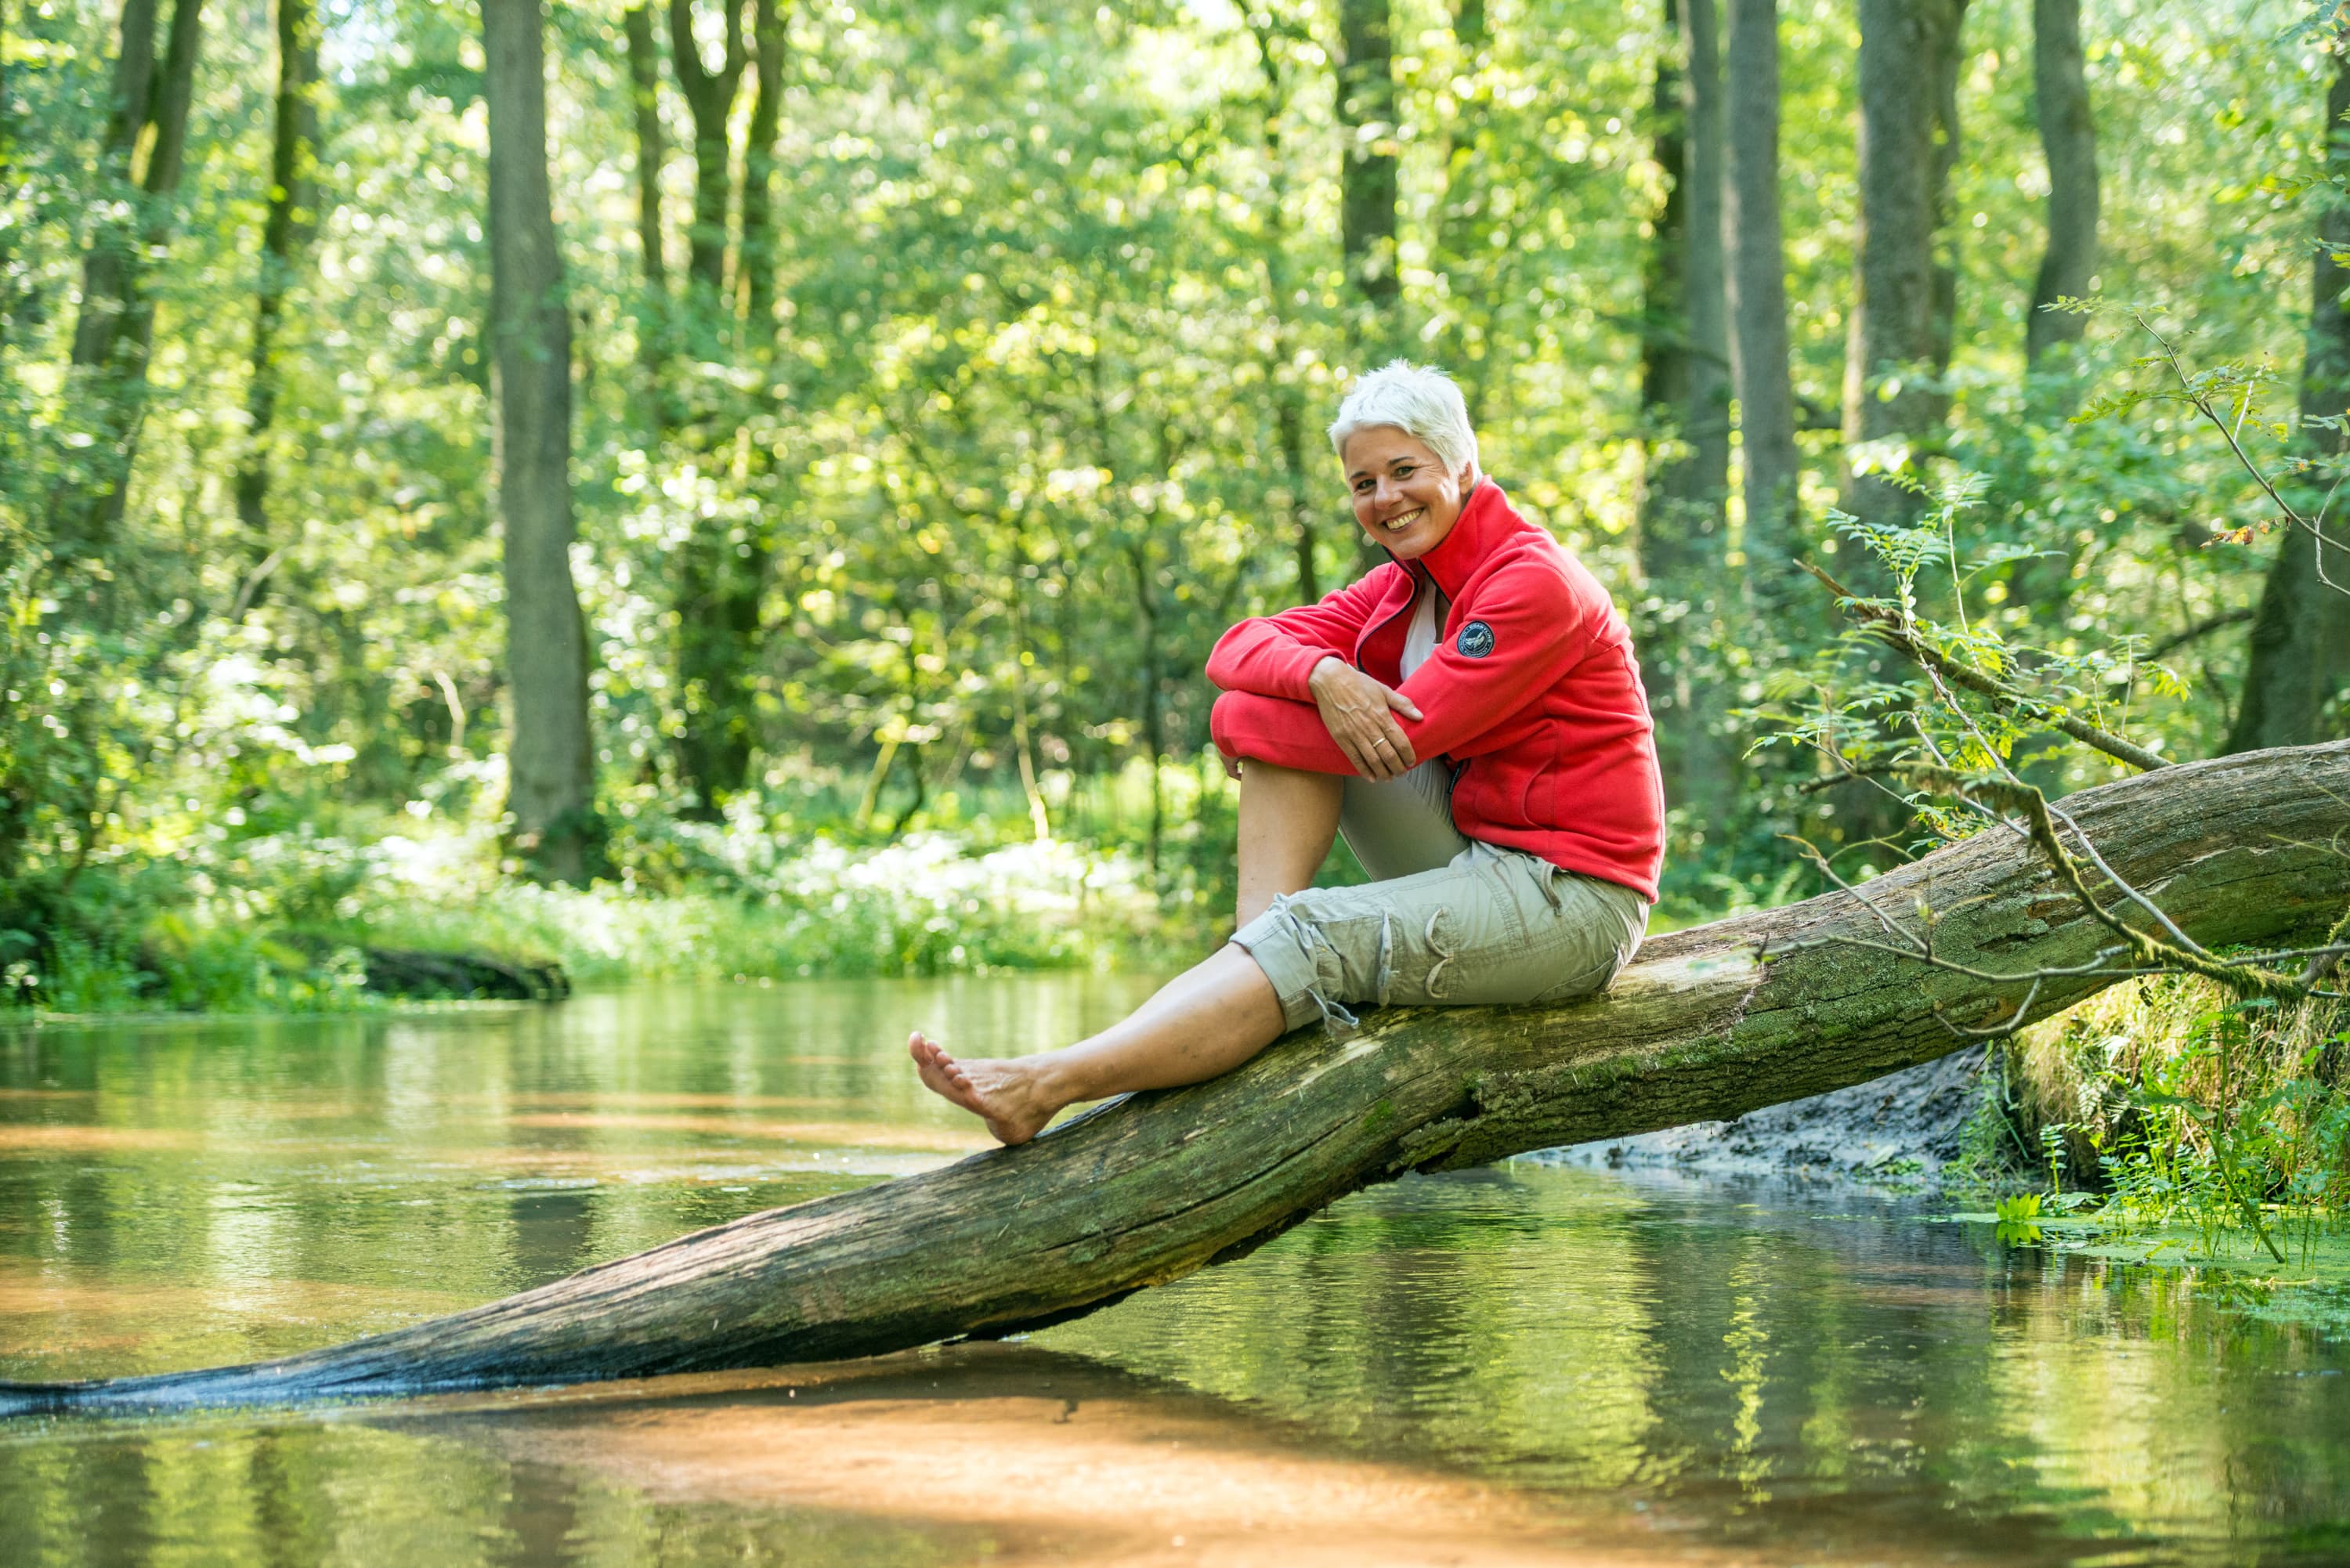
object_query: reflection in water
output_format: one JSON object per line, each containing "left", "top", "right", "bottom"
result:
{"left": 3, "top": 980, "right": 2348, "bottom": 1566}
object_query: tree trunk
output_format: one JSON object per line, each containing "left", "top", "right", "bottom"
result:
{"left": 622, "top": 5, "right": 671, "bottom": 409}
{"left": 1638, "top": 0, "right": 1737, "bottom": 835}
{"left": 2026, "top": 0, "right": 2097, "bottom": 367}
{"left": 664, "top": 0, "right": 764, "bottom": 814}
{"left": 1430, "top": 0, "right": 1490, "bottom": 375}
{"left": 666, "top": 0, "right": 743, "bottom": 331}
{"left": 2226, "top": 55, "right": 2350, "bottom": 753}
{"left": 1840, "top": 0, "right": 1968, "bottom": 529}
{"left": 52, "top": 0, "right": 204, "bottom": 566}
{"left": 13, "top": 742, "right": 2342, "bottom": 1416}
{"left": 483, "top": 0, "right": 596, "bottom": 884}
{"left": 1335, "top": 0, "right": 1401, "bottom": 344}
{"left": 230, "top": 0, "right": 320, "bottom": 560}
{"left": 1720, "top": 0, "right": 1802, "bottom": 618}
{"left": 739, "top": 0, "right": 785, "bottom": 337}
{"left": 0, "top": 0, "right": 25, "bottom": 346}
{"left": 1249, "top": 23, "right": 1316, "bottom": 603}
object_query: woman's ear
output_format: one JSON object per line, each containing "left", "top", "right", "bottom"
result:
{"left": 1457, "top": 461, "right": 1480, "bottom": 493}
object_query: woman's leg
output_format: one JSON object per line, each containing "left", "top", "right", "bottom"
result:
{"left": 1235, "top": 761, "right": 1344, "bottom": 926}
{"left": 910, "top": 761, "right": 1343, "bottom": 1145}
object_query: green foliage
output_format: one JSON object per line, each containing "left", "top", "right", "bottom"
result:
{"left": 1992, "top": 977, "right": 2350, "bottom": 1266}
{"left": 4, "top": 0, "right": 2345, "bottom": 1009}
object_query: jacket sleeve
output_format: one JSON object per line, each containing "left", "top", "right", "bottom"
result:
{"left": 1205, "top": 568, "right": 1398, "bottom": 701}
{"left": 1388, "top": 562, "right": 1599, "bottom": 759}
{"left": 1209, "top": 689, "right": 1358, "bottom": 774}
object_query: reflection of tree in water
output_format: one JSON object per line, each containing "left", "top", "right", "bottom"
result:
{"left": 1046, "top": 1167, "right": 2350, "bottom": 1564}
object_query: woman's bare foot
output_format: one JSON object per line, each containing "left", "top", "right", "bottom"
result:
{"left": 907, "top": 1031, "right": 1065, "bottom": 1146}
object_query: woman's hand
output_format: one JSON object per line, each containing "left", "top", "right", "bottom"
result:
{"left": 1308, "top": 656, "right": 1423, "bottom": 780}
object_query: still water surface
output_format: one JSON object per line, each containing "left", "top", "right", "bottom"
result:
{"left": 2, "top": 978, "right": 2347, "bottom": 1566}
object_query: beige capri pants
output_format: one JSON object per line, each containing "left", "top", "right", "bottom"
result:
{"left": 1231, "top": 761, "right": 1650, "bottom": 1035}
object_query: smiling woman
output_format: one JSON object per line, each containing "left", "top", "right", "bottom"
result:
{"left": 909, "top": 363, "right": 1665, "bottom": 1146}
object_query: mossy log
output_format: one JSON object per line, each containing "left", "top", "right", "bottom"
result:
{"left": 7, "top": 742, "right": 2346, "bottom": 1416}
{"left": 358, "top": 945, "right": 570, "bottom": 1001}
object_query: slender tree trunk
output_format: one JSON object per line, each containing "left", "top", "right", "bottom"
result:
{"left": 2227, "top": 54, "right": 2350, "bottom": 753}
{"left": 1721, "top": 0, "right": 1802, "bottom": 616}
{"left": 667, "top": 0, "right": 743, "bottom": 331}
{"left": 1126, "top": 540, "right": 1163, "bottom": 872}
{"left": 1249, "top": 23, "right": 1316, "bottom": 603}
{"left": 483, "top": 0, "right": 596, "bottom": 883}
{"left": 739, "top": 0, "right": 785, "bottom": 338}
{"left": 623, "top": 5, "right": 670, "bottom": 409}
{"left": 1431, "top": 0, "right": 1489, "bottom": 375}
{"left": 13, "top": 742, "right": 2345, "bottom": 1414}
{"left": 230, "top": 0, "right": 320, "bottom": 562}
{"left": 1336, "top": 0, "right": 1401, "bottom": 346}
{"left": 1638, "top": 0, "right": 1737, "bottom": 835}
{"left": 2026, "top": 0, "right": 2098, "bottom": 367}
{"left": 1, "top": 0, "right": 30, "bottom": 347}
{"left": 664, "top": 0, "right": 764, "bottom": 814}
{"left": 1841, "top": 0, "right": 1969, "bottom": 528}
{"left": 54, "top": 0, "right": 203, "bottom": 568}
{"left": 66, "top": 0, "right": 161, "bottom": 372}
{"left": 1007, "top": 558, "right": 1051, "bottom": 844}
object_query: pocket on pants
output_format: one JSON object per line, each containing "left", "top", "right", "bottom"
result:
{"left": 1526, "top": 871, "right": 1647, "bottom": 1004}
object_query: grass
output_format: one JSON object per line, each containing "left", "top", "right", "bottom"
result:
{"left": 1936, "top": 972, "right": 2350, "bottom": 1334}
{"left": 11, "top": 822, "right": 1174, "bottom": 1017}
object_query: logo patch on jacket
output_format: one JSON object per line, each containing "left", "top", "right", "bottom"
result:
{"left": 1456, "top": 620, "right": 1496, "bottom": 659}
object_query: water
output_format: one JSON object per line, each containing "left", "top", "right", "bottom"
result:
{"left": 3, "top": 979, "right": 2348, "bottom": 1566}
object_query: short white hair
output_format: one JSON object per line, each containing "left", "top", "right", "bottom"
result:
{"left": 1326, "top": 361, "right": 1480, "bottom": 477}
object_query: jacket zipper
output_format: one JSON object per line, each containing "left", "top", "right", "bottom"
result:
{"left": 1355, "top": 560, "right": 1423, "bottom": 677}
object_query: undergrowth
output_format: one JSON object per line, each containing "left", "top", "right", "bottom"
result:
{"left": 1943, "top": 975, "right": 2350, "bottom": 1331}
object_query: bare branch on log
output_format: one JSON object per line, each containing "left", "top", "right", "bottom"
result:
{"left": 1802, "top": 561, "right": 2168, "bottom": 772}
{"left": 4, "top": 743, "right": 2346, "bottom": 1418}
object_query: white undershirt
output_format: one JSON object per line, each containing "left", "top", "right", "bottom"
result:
{"left": 1399, "top": 579, "right": 1447, "bottom": 680}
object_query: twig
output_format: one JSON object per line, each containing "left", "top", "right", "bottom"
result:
{"left": 1803, "top": 562, "right": 2167, "bottom": 773}
{"left": 2044, "top": 799, "right": 2214, "bottom": 959}
{"left": 2138, "top": 310, "right": 2350, "bottom": 596}
{"left": 2147, "top": 606, "right": 2255, "bottom": 660}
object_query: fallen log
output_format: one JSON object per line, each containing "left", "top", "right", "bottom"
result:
{"left": 7, "top": 742, "right": 2345, "bottom": 1416}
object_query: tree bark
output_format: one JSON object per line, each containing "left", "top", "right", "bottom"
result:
{"left": 1430, "top": 0, "right": 1490, "bottom": 377}
{"left": 2026, "top": 0, "right": 2097, "bottom": 367}
{"left": 1639, "top": 0, "right": 1737, "bottom": 834}
{"left": 230, "top": 0, "right": 320, "bottom": 560}
{"left": 739, "top": 0, "right": 785, "bottom": 336}
{"left": 53, "top": 0, "right": 204, "bottom": 565}
{"left": 1249, "top": 22, "right": 1316, "bottom": 604}
{"left": 11, "top": 741, "right": 2343, "bottom": 1416}
{"left": 483, "top": 0, "right": 596, "bottom": 884}
{"left": 1720, "top": 0, "right": 1802, "bottom": 616}
{"left": 666, "top": 0, "right": 743, "bottom": 326}
{"left": 622, "top": 4, "right": 670, "bottom": 409}
{"left": 1840, "top": 0, "right": 1968, "bottom": 529}
{"left": 2227, "top": 53, "right": 2350, "bottom": 753}
{"left": 664, "top": 0, "right": 765, "bottom": 813}
{"left": 1335, "top": 0, "right": 1401, "bottom": 344}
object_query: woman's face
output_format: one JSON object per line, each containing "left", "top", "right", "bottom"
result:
{"left": 1341, "top": 425, "right": 1473, "bottom": 563}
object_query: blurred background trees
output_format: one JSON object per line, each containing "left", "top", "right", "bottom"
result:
{"left": 5, "top": 0, "right": 2348, "bottom": 1004}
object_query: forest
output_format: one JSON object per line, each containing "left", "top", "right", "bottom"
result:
{"left": 5, "top": 0, "right": 2348, "bottom": 1019}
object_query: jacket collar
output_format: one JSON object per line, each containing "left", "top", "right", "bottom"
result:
{"left": 1405, "top": 478, "right": 1515, "bottom": 602}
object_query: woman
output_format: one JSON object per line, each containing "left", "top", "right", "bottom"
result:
{"left": 911, "top": 362, "right": 1665, "bottom": 1145}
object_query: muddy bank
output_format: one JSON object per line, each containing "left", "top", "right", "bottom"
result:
{"left": 1526, "top": 1045, "right": 1992, "bottom": 1186}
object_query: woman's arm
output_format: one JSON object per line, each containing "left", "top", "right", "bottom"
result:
{"left": 1386, "top": 580, "right": 1595, "bottom": 758}
{"left": 1217, "top": 557, "right": 1604, "bottom": 775}
{"left": 1204, "top": 568, "right": 1401, "bottom": 700}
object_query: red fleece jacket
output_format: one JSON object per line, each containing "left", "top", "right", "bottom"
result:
{"left": 1207, "top": 480, "right": 1665, "bottom": 901}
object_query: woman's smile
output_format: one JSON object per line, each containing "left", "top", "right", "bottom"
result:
{"left": 1341, "top": 425, "right": 1473, "bottom": 562}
